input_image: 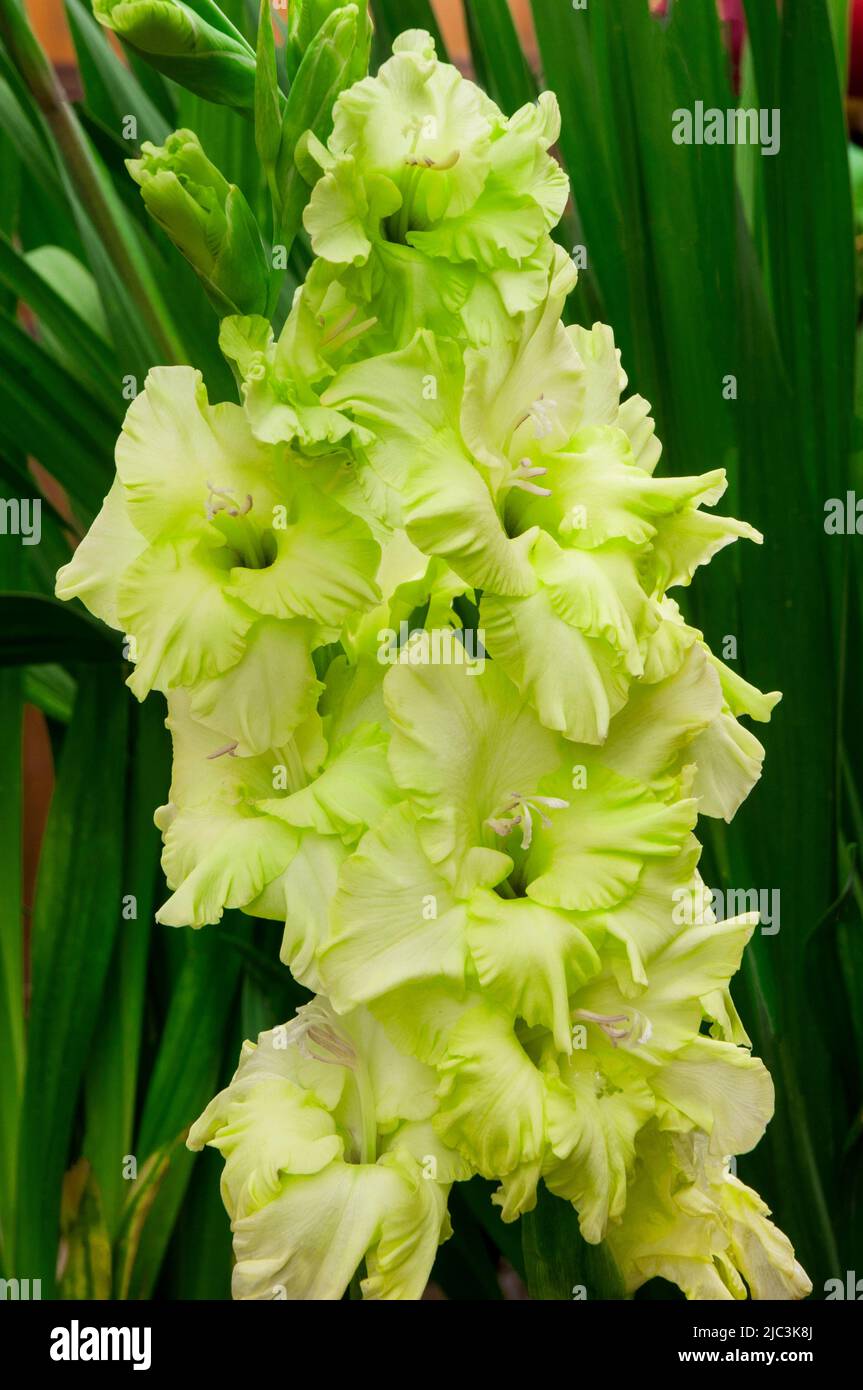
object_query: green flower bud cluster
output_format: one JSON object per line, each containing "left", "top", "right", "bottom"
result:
{"left": 94, "top": 0, "right": 257, "bottom": 111}
{"left": 128, "top": 130, "right": 270, "bottom": 316}
{"left": 57, "top": 30, "right": 809, "bottom": 1301}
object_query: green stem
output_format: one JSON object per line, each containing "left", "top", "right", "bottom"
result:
{"left": 346, "top": 1060, "right": 377, "bottom": 1303}
{"left": 396, "top": 164, "right": 422, "bottom": 244}
{"left": 0, "top": 0, "right": 180, "bottom": 365}
{"left": 354, "top": 1059, "right": 377, "bottom": 1168}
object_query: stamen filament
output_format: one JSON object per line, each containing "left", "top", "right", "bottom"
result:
{"left": 321, "top": 304, "right": 359, "bottom": 346}
{"left": 326, "top": 316, "right": 378, "bottom": 353}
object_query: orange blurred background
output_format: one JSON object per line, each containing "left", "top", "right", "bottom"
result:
{"left": 26, "top": 0, "right": 538, "bottom": 70}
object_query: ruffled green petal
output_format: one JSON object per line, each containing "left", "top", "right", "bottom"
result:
{"left": 325, "top": 332, "right": 537, "bottom": 593}
{"left": 544, "top": 1058, "right": 654, "bottom": 1243}
{"left": 369, "top": 981, "right": 474, "bottom": 1068}
{"left": 225, "top": 482, "right": 381, "bottom": 627}
{"left": 722, "top": 1176, "right": 812, "bottom": 1300}
{"left": 361, "top": 1150, "right": 452, "bottom": 1300}
{"left": 466, "top": 890, "right": 601, "bottom": 1053}
{"left": 115, "top": 365, "right": 276, "bottom": 544}
{"left": 689, "top": 710, "right": 767, "bottom": 822}
{"left": 599, "top": 643, "right": 723, "bottom": 784}
{"left": 303, "top": 153, "right": 401, "bottom": 266}
{"left": 231, "top": 1160, "right": 406, "bottom": 1300}
{"left": 330, "top": 30, "right": 494, "bottom": 220}
{"left": 189, "top": 1072, "right": 343, "bottom": 1219}
{"left": 525, "top": 764, "right": 698, "bottom": 914}
{"left": 156, "top": 802, "right": 299, "bottom": 927}
{"left": 321, "top": 805, "right": 473, "bottom": 1011}
{"left": 647, "top": 506, "right": 762, "bottom": 592}
{"left": 275, "top": 834, "right": 350, "bottom": 992}
{"left": 600, "top": 839, "right": 707, "bottom": 992}
{"left": 54, "top": 478, "right": 146, "bottom": 630}
{"left": 257, "top": 723, "right": 396, "bottom": 841}
{"left": 652, "top": 1037, "right": 774, "bottom": 1155}
{"left": 434, "top": 999, "right": 545, "bottom": 1177}
{"left": 385, "top": 659, "right": 562, "bottom": 883}
{"left": 337, "top": 1005, "right": 440, "bottom": 1132}
{"left": 118, "top": 538, "right": 253, "bottom": 699}
{"left": 609, "top": 1129, "right": 810, "bottom": 1302}
{"left": 510, "top": 428, "right": 726, "bottom": 553}
{"left": 483, "top": 587, "right": 630, "bottom": 745}
{"left": 461, "top": 247, "right": 581, "bottom": 473}
{"left": 710, "top": 653, "right": 782, "bottom": 722}
{"left": 189, "top": 617, "right": 322, "bottom": 755}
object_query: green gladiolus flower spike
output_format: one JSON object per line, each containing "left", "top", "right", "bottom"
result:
{"left": 55, "top": 16, "right": 807, "bottom": 1301}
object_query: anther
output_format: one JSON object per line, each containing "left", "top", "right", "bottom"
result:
{"left": 280, "top": 1002, "right": 358, "bottom": 1069}
{"left": 404, "top": 150, "right": 461, "bottom": 170}
{"left": 572, "top": 1009, "right": 653, "bottom": 1048}
{"left": 206, "top": 740, "right": 239, "bottom": 760}
{"left": 486, "top": 791, "right": 569, "bottom": 851}
{"left": 529, "top": 397, "right": 558, "bottom": 439}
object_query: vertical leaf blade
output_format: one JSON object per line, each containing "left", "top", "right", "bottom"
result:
{"left": 15, "top": 668, "right": 128, "bottom": 1295}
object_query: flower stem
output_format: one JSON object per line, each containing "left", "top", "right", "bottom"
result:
{"left": 522, "top": 1182, "right": 626, "bottom": 1300}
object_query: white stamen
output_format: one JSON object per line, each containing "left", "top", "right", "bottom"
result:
{"left": 528, "top": 396, "right": 558, "bottom": 440}
{"left": 573, "top": 1009, "right": 632, "bottom": 1045}
{"left": 280, "top": 1002, "right": 357, "bottom": 1068}
{"left": 206, "top": 740, "right": 238, "bottom": 760}
{"left": 573, "top": 1008, "right": 652, "bottom": 1048}
{"left": 205, "top": 482, "right": 254, "bottom": 522}
{"left": 513, "top": 479, "right": 552, "bottom": 497}
{"left": 503, "top": 458, "right": 552, "bottom": 500}
{"left": 486, "top": 790, "right": 569, "bottom": 850}
{"left": 405, "top": 150, "right": 460, "bottom": 170}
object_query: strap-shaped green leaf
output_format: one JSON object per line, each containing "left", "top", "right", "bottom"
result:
{"left": 83, "top": 699, "right": 171, "bottom": 1238}
{"left": 0, "top": 594, "right": 121, "bottom": 666}
{"left": 522, "top": 1183, "right": 625, "bottom": 1301}
{"left": 0, "top": 487, "right": 24, "bottom": 1275}
{"left": 14, "top": 667, "right": 129, "bottom": 1296}
{"left": 127, "top": 924, "right": 242, "bottom": 1296}
{"left": 464, "top": 0, "right": 536, "bottom": 116}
